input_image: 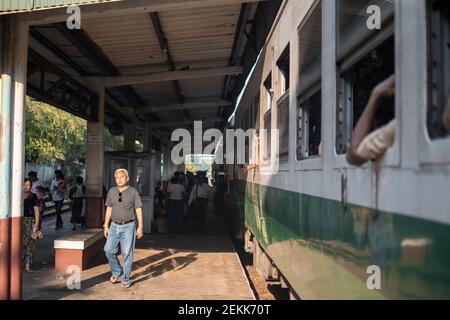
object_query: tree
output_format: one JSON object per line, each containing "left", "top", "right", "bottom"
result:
{"left": 25, "top": 97, "right": 87, "bottom": 179}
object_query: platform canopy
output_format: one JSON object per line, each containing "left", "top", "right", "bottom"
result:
{"left": 1, "top": 0, "right": 282, "bottom": 143}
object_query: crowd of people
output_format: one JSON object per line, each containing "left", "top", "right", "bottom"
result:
{"left": 154, "top": 170, "right": 226, "bottom": 234}
{"left": 22, "top": 167, "right": 226, "bottom": 274}
{"left": 21, "top": 169, "right": 86, "bottom": 273}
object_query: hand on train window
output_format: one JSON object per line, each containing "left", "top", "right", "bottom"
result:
{"left": 444, "top": 97, "right": 450, "bottom": 133}
{"left": 346, "top": 75, "right": 396, "bottom": 167}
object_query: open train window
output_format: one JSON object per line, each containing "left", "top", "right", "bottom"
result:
{"left": 277, "top": 93, "right": 289, "bottom": 161}
{"left": 263, "top": 111, "right": 272, "bottom": 160}
{"left": 297, "top": 0, "right": 322, "bottom": 160}
{"left": 277, "top": 45, "right": 290, "bottom": 95}
{"left": 264, "top": 73, "right": 273, "bottom": 111}
{"left": 245, "top": 108, "right": 251, "bottom": 164}
{"left": 298, "top": 89, "right": 322, "bottom": 159}
{"left": 335, "top": 0, "right": 395, "bottom": 155}
{"left": 254, "top": 91, "right": 260, "bottom": 131}
{"left": 338, "top": 0, "right": 394, "bottom": 60}
{"left": 427, "top": 0, "right": 450, "bottom": 140}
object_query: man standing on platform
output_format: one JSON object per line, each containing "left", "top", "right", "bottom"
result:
{"left": 103, "top": 168, "right": 144, "bottom": 288}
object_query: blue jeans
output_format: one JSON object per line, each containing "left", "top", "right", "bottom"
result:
{"left": 104, "top": 221, "right": 136, "bottom": 285}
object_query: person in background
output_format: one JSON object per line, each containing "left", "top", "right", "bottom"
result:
{"left": 185, "top": 171, "right": 195, "bottom": 197}
{"left": 69, "top": 176, "right": 86, "bottom": 231}
{"left": 184, "top": 171, "right": 195, "bottom": 222}
{"left": 27, "top": 171, "right": 48, "bottom": 235}
{"left": 346, "top": 75, "right": 396, "bottom": 166}
{"left": 166, "top": 174, "right": 186, "bottom": 233}
{"left": 51, "top": 170, "right": 66, "bottom": 230}
{"left": 188, "top": 173, "right": 213, "bottom": 234}
{"left": 23, "top": 179, "right": 40, "bottom": 273}
{"left": 178, "top": 171, "right": 186, "bottom": 187}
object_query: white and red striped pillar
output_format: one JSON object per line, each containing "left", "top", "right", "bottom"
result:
{"left": 0, "top": 15, "right": 29, "bottom": 300}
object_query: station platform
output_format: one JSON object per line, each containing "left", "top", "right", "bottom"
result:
{"left": 23, "top": 209, "right": 255, "bottom": 300}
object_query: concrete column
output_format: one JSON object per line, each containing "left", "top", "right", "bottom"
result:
{"left": 10, "top": 17, "right": 29, "bottom": 301}
{"left": 123, "top": 122, "right": 136, "bottom": 152}
{"left": 85, "top": 85, "right": 105, "bottom": 228}
{"left": 0, "top": 16, "right": 14, "bottom": 301}
{"left": 0, "top": 16, "right": 29, "bottom": 301}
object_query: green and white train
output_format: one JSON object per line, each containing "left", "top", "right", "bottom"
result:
{"left": 221, "top": 0, "right": 450, "bottom": 299}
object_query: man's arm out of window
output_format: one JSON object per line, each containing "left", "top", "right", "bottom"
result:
{"left": 347, "top": 75, "right": 395, "bottom": 166}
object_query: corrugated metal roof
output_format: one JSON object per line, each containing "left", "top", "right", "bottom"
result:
{"left": 83, "top": 13, "right": 165, "bottom": 68}
{"left": 79, "top": 3, "right": 246, "bottom": 121}
{"left": 0, "top": 0, "right": 120, "bottom": 14}
{"left": 21, "top": 1, "right": 273, "bottom": 129}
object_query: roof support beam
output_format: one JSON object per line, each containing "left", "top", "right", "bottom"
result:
{"left": 135, "top": 100, "right": 233, "bottom": 115}
{"left": 149, "top": 118, "right": 222, "bottom": 128}
{"left": 218, "top": 3, "right": 252, "bottom": 124}
{"left": 19, "top": 0, "right": 267, "bottom": 25}
{"left": 149, "top": 12, "right": 189, "bottom": 119}
{"left": 85, "top": 66, "right": 243, "bottom": 87}
{"left": 29, "top": 26, "right": 133, "bottom": 123}
{"left": 26, "top": 53, "right": 100, "bottom": 121}
{"left": 53, "top": 23, "right": 152, "bottom": 118}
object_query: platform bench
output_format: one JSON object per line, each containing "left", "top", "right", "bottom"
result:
{"left": 54, "top": 229, "right": 106, "bottom": 273}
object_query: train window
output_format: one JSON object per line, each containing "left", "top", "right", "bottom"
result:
{"left": 427, "top": 0, "right": 450, "bottom": 139}
{"left": 277, "top": 45, "right": 290, "bottom": 95}
{"left": 297, "top": 0, "right": 322, "bottom": 160}
{"left": 254, "top": 91, "right": 260, "bottom": 131}
{"left": 277, "top": 93, "right": 289, "bottom": 161}
{"left": 338, "top": 0, "right": 394, "bottom": 60}
{"left": 263, "top": 111, "right": 271, "bottom": 160}
{"left": 298, "top": 89, "right": 322, "bottom": 159}
{"left": 336, "top": 0, "right": 395, "bottom": 155}
{"left": 264, "top": 73, "right": 273, "bottom": 111}
{"left": 245, "top": 108, "right": 250, "bottom": 164}
{"left": 246, "top": 108, "right": 251, "bottom": 131}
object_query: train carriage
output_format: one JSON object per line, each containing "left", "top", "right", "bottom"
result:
{"left": 222, "top": 0, "right": 450, "bottom": 299}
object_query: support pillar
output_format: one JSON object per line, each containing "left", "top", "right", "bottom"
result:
{"left": 0, "top": 16, "right": 29, "bottom": 301}
{"left": 85, "top": 85, "right": 105, "bottom": 228}
{"left": 10, "top": 17, "right": 29, "bottom": 301}
{"left": 0, "top": 16, "right": 13, "bottom": 301}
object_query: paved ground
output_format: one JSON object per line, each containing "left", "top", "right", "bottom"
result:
{"left": 23, "top": 207, "right": 255, "bottom": 300}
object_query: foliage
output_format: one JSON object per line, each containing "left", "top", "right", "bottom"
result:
{"left": 25, "top": 97, "right": 87, "bottom": 172}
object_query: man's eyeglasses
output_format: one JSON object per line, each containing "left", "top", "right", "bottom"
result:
{"left": 118, "top": 192, "right": 122, "bottom": 202}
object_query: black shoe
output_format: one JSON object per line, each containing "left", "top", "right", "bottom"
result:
{"left": 72, "top": 226, "right": 77, "bottom": 231}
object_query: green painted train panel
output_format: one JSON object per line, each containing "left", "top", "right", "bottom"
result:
{"left": 232, "top": 181, "right": 450, "bottom": 299}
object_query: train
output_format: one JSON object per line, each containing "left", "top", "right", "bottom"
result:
{"left": 216, "top": 0, "right": 450, "bottom": 299}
